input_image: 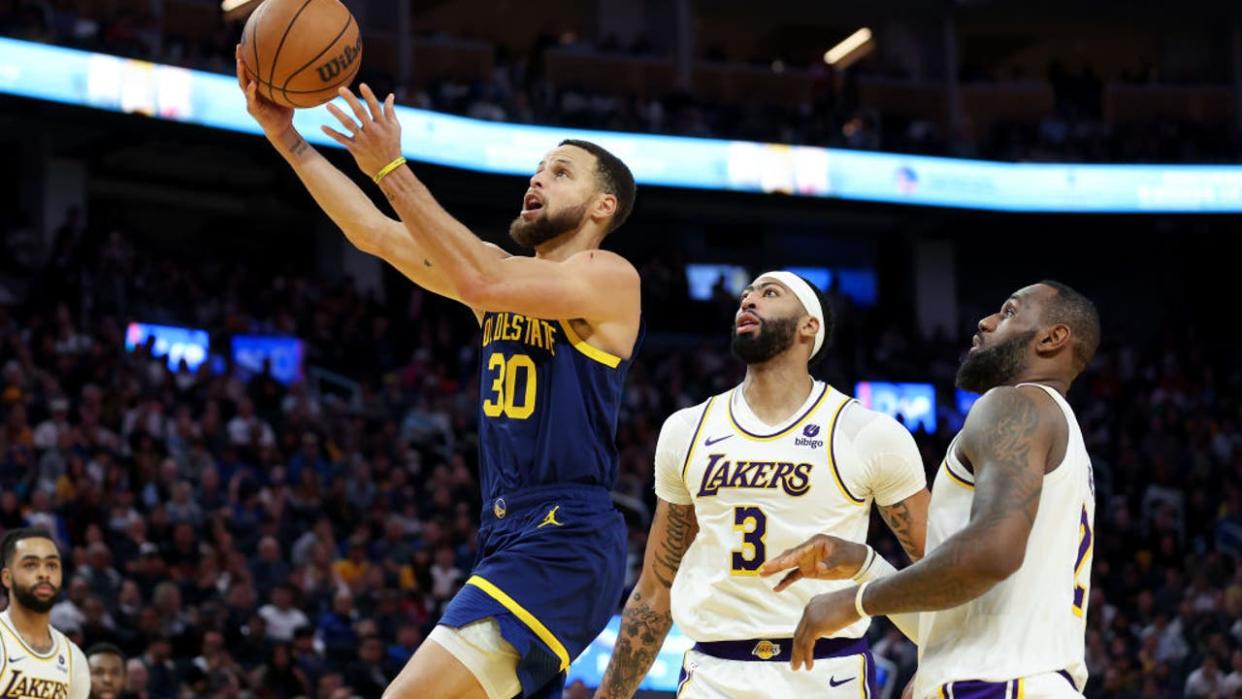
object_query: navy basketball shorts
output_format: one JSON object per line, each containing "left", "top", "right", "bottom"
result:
{"left": 440, "top": 484, "right": 627, "bottom": 698}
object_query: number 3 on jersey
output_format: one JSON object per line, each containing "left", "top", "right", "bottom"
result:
{"left": 483, "top": 352, "right": 537, "bottom": 419}
{"left": 731, "top": 506, "right": 767, "bottom": 575}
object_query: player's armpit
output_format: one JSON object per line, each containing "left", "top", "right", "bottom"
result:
{"left": 457, "top": 249, "right": 641, "bottom": 329}
{"left": 595, "top": 500, "right": 696, "bottom": 699}
{"left": 878, "top": 489, "right": 929, "bottom": 562}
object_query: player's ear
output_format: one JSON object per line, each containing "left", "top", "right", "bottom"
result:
{"left": 1038, "top": 323, "right": 1072, "bottom": 357}
{"left": 591, "top": 191, "right": 617, "bottom": 223}
{"left": 802, "top": 315, "right": 820, "bottom": 342}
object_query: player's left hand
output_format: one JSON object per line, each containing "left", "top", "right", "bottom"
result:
{"left": 321, "top": 84, "right": 403, "bottom": 180}
{"left": 790, "top": 588, "right": 860, "bottom": 671}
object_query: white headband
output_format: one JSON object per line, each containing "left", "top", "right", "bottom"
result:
{"left": 754, "top": 271, "right": 826, "bottom": 357}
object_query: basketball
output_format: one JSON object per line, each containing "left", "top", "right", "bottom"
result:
{"left": 239, "top": 0, "right": 362, "bottom": 108}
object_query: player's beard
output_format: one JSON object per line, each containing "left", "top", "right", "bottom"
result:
{"left": 955, "top": 330, "right": 1037, "bottom": 393}
{"left": 11, "top": 578, "right": 60, "bottom": 613}
{"left": 730, "top": 314, "right": 798, "bottom": 365}
{"left": 509, "top": 200, "right": 589, "bottom": 248}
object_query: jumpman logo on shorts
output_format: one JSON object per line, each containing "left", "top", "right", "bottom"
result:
{"left": 538, "top": 505, "right": 564, "bottom": 528}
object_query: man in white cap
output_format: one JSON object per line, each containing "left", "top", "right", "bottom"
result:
{"left": 597, "top": 271, "right": 929, "bottom": 698}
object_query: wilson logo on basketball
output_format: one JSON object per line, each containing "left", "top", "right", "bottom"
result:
{"left": 317, "top": 37, "right": 362, "bottom": 84}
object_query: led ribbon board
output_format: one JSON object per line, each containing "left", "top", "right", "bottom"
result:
{"left": 4, "top": 37, "right": 1242, "bottom": 212}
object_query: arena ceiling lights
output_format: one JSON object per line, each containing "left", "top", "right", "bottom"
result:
{"left": 824, "top": 28, "right": 873, "bottom": 69}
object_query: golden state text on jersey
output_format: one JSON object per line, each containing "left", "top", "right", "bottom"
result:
{"left": 476, "top": 311, "right": 641, "bottom": 502}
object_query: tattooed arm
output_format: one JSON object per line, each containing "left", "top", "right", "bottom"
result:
{"left": 859, "top": 385, "right": 1063, "bottom": 613}
{"left": 596, "top": 499, "right": 698, "bottom": 699}
{"left": 787, "top": 386, "right": 1067, "bottom": 668}
{"left": 878, "top": 489, "right": 929, "bottom": 562}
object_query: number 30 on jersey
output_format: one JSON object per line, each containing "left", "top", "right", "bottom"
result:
{"left": 483, "top": 352, "right": 537, "bottom": 419}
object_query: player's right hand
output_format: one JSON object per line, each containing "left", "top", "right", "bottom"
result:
{"left": 759, "top": 533, "right": 869, "bottom": 592}
{"left": 235, "top": 44, "right": 294, "bottom": 138}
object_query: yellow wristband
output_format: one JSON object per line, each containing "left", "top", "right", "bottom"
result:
{"left": 372, "top": 156, "right": 407, "bottom": 184}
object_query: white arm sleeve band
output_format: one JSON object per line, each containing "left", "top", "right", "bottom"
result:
{"left": 851, "top": 547, "right": 920, "bottom": 642}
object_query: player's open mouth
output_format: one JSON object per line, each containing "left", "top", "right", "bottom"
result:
{"left": 736, "top": 312, "right": 760, "bottom": 332}
{"left": 520, "top": 193, "right": 544, "bottom": 217}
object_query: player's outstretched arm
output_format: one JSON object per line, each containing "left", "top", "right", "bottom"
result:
{"left": 235, "top": 47, "right": 473, "bottom": 302}
{"left": 595, "top": 499, "right": 698, "bottom": 699}
{"left": 787, "top": 386, "right": 1063, "bottom": 670}
{"left": 322, "top": 85, "right": 641, "bottom": 325}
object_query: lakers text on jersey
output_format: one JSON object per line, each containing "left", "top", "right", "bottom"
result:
{"left": 0, "top": 610, "right": 89, "bottom": 699}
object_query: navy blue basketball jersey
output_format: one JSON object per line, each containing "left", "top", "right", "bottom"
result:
{"left": 476, "top": 312, "right": 641, "bottom": 501}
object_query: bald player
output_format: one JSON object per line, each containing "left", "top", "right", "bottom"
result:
{"left": 597, "top": 271, "right": 929, "bottom": 698}
{"left": 768, "top": 281, "right": 1100, "bottom": 699}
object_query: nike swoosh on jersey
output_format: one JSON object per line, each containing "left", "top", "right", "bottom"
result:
{"left": 704, "top": 435, "right": 732, "bottom": 446}
{"left": 8, "top": 656, "right": 24, "bottom": 663}
{"left": 829, "top": 676, "right": 855, "bottom": 687}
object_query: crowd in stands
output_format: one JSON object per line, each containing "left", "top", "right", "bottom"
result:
{"left": 3, "top": 1, "right": 1241, "bottom": 163}
{"left": 0, "top": 200, "right": 1237, "bottom": 698}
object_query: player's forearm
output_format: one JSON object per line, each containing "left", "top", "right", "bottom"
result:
{"left": 269, "top": 127, "right": 392, "bottom": 255}
{"left": 596, "top": 579, "right": 674, "bottom": 699}
{"left": 879, "top": 490, "right": 929, "bottom": 562}
{"left": 862, "top": 526, "right": 1013, "bottom": 616}
{"left": 376, "top": 166, "right": 499, "bottom": 293}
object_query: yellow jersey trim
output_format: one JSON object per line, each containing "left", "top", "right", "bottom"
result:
{"left": 726, "top": 383, "right": 831, "bottom": 442}
{"left": 465, "top": 575, "right": 571, "bottom": 671}
{"left": 676, "top": 655, "right": 695, "bottom": 697}
{"left": 825, "top": 398, "right": 866, "bottom": 506}
{"left": 1016, "top": 678, "right": 1025, "bottom": 699}
{"left": 681, "top": 396, "right": 717, "bottom": 484}
{"left": 942, "top": 461, "right": 976, "bottom": 491}
{"left": 858, "top": 654, "right": 867, "bottom": 699}
{"left": 0, "top": 614, "right": 59, "bottom": 660}
{"left": 557, "top": 320, "right": 622, "bottom": 368}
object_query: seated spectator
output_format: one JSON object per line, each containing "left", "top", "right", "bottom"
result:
{"left": 259, "top": 583, "right": 310, "bottom": 643}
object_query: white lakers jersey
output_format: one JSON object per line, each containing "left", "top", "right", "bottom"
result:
{"left": 914, "top": 384, "right": 1095, "bottom": 698}
{"left": 0, "top": 609, "right": 89, "bottom": 699}
{"left": 654, "top": 381, "right": 925, "bottom": 641}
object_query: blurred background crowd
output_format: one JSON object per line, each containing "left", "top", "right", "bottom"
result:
{"left": 0, "top": 208, "right": 1237, "bottom": 697}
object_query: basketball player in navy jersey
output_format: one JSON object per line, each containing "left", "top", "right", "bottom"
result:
{"left": 238, "top": 53, "right": 641, "bottom": 699}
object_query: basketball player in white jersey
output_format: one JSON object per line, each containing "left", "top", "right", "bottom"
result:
{"left": 0, "top": 528, "right": 90, "bottom": 699}
{"left": 595, "top": 271, "right": 929, "bottom": 698}
{"left": 763, "top": 281, "right": 1100, "bottom": 699}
